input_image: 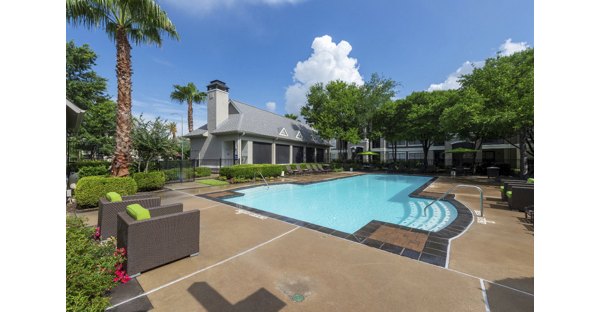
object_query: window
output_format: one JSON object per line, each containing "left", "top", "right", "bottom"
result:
{"left": 252, "top": 142, "right": 272, "bottom": 164}
{"left": 316, "top": 148, "right": 325, "bottom": 162}
{"left": 306, "top": 147, "right": 315, "bottom": 162}
{"left": 278, "top": 128, "right": 288, "bottom": 137}
{"left": 407, "top": 140, "right": 421, "bottom": 146}
{"left": 372, "top": 139, "right": 381, "bottom": 149}
{"left": 293, "top": 146, "right": 304, "bottom": 163}
{"left": 408, "top": 152, "right": 424, "bottom": 159}
{"left": 296, "top": 132, "right": 303, "bottom": 140}
{"left": 276, "top": 144, "right": 290, "bottom": 164}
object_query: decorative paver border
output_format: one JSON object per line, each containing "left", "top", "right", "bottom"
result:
{"left": 197, "top": 174, "right": 473, "bottom": 267}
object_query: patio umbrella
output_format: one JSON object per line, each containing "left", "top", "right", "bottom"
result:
{"left": 357, "top": 151, "right": 379, "bottom": 155}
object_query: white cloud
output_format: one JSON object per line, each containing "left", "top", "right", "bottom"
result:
{"left": 265, "top": 101, "right": 277, "bottom": 112}
{"left": 427, "top": 61, "right": 483, "bottom": 91}
{"left": 160, "top": 0, "right": 305, "bottom": 14}
{"left": 427, "top": 38, "right": 530, "bottom": 91}
{"left": 285, "top": 35, "right": 364, "bottom": 115}
{"left": 498, "top": 38, "right": 529, "bottom": 56}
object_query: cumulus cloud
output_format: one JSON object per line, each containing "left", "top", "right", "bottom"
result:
{"left": 265, "top": 101, "right": 277, "bottom": 112}
{"left": 427, "top": 38, "right": 530, "bottom": 91}
{"left": 427, "top": 61, "right": 483, "bottom": 91}
{"left": 285, "top": 35, "right": 364, "bottom": 115}
{"left": 161, "top": 0, "right": 305, "bottom": 14}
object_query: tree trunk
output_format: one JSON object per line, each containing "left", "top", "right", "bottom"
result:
{"left": 519, "top": 130, "right": 528, "bottom": 178}
{"left": 187, "top": 100, "right": 193, "bottom": 133}
{"left": 422, "top": 141, "right": 430, "bottom": 172}
{"left": 111, "top": 28, "right": 132, "bottom": 177}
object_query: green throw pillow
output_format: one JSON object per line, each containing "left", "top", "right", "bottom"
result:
{"left": 500, "top": 186, "right": 505, "bottom": 192}
{"left": 106, "top": 192, "right": 122, "bottom": 202}
{"left": 527, "top": 178, "right": 534, "bottom": 184}
{"left": 126, "top": 204, "right": 151, "bottom": 221}
{"left": 506, "top": 191, "right": 513, "bottom": 199}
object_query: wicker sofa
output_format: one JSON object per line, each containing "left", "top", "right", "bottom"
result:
{"left": 501, "top": 180, "right": 531, "bottom": 201}
{"left": 508, "top": 185, "right": 534, "bottom": 212}
{"left": 116, "top": 203, "right": 200, "bottom": 276}
{"left": 98, "top": 194, "right": 161, "bottom": 239}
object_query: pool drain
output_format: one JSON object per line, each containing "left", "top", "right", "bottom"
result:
{"left": 292, "top": 294, "right": 305, "bottom": 302}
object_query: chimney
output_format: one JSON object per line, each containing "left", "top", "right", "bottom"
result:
{"left": 206, "top": 80, "right": 230, "bottom": 132}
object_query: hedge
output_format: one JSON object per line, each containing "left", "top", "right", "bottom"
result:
{"left": 68, "top": 160, "right": 111, "bottom": 174}
{"left": 78, "top": 166, "right": 109, "bottom": 178}
{"left": 219, "top": 164, "right": 286, "bottom": 179}
{"left": 195, "top": 167, "right": 212, "bottom": 177}
{"left": 66, "top": 216, "right": 125, "bottom": 312}
{"left": 133, "top": 171, "right": 165, "bottom": 191}
{"left": 75, "top": 176, "right": 137, "bottom": 208}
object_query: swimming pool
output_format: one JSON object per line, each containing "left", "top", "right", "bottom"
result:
{"left": 223, "top": 174, "right": 458, "bottom": 233}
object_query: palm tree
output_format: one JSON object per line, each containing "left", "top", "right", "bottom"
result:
{"left": 168, "top": 122, "right": 177, "bottom": 140}
{"left": 67, "top": 0, "right": 179, "bottom": 177}
{"left": 170, "top": 83, "right": 207, "bottom": 133}
{"left": 284, "top": 113, "right": 298, "bottom": 120}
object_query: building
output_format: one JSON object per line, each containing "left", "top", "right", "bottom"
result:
{"left": 185, "top": 80, "right": 331, "bottom": 166}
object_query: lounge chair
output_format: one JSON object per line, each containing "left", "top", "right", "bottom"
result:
{"left": 286, "top": 164, "right": 299, "bottom": 175}
{"left": 295, "top": 164, "right": 306, "bottom": 175}
{"left": 98, "top": 194, "right": 161, "bottom": 239}
{"left": 310, "top": 164, "right": 324, "bottom": 173}
{"left": 507, "top": 185, "right": 534, "bottom": 211}
{"left": 302, "top": 164, "right": 314, "bottom": 174}
{"left": 117, "top": 203, "right": 200, "bottom": 276}
{"left": 317, "top": 163, "right": 331, "bottom": 173}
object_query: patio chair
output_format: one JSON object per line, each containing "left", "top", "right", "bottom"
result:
{"left": 501, "top": 180, "right": 532, "bottom": 201}
{"left": 302, "top": 164, "right": 314, "bottom": 174}
{"left": 507, "top": 185, "right": 534, "bottom": 212}
{"left": 310, "top": 164, "right": 324, "bottom": 173}
{"left": 117, "top": 203, "right": 200, "bottom": 276}
{"left": 285, "top": 164, "right": 299, "bottom": 175}
{"left": 98, "top": 194, "right": 161, "bottom": 239}
{"left": 295, "top": 164, "right": 306, "bottom": 175}
{"left": 317, "top": 163, "right": 331, "bottom": 173}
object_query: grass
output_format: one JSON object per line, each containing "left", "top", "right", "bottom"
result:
{"left": 198, "top": 179, "right": 230, "bottom": 186}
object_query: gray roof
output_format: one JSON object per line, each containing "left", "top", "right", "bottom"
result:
{"left": 186, "top": 100, "right": 329, "bottom": 146}
{"left": 185, "top": 124, "right": 207, "bottom": 137}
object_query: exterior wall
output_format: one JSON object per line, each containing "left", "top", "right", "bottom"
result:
{"left": 207, "top": 89, "right": 229, "bottom": 131}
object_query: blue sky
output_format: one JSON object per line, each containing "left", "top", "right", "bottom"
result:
{"left": 66, "top": 0, "right": 533, "bottom": 133}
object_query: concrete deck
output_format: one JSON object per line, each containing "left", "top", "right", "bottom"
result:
{"left": 73, "top": 173, "right": 533, "bottom": 311}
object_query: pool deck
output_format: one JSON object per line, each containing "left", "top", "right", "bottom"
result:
{"left": 72, "top": 172, "right": 533, "bottom": 311}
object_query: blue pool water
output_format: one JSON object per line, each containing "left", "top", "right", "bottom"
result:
{"left": 223, "top": 174, "right": 458, "bottom": 233}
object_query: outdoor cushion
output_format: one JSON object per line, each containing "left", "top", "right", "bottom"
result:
{"left": 500, "top": 186, "right": 505, "bottom": 193}
{"left": 506, "top": 191, "right": 513, "bottom": 199}
{"left": 106, "top": 192, "right": 122, "bottom": 202}
{"left": 126, "top": 204, "right": 151, "bottom": 221}
{"left": 527, "top": 178, "right": 534, "bottom": 184}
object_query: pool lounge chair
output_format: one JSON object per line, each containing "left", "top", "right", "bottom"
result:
{"left": 295, "top": 164, "right": 307, "bottom": 175}
{"left": 285, "top": 164, "right": 299, "bottom": 175}
{"left": 501, "top": 180, "right": 532, "bottom": 201}
{"left": 98, "top": 194, "right": 161, "bottom": 239}
{"left": 310, "top": 164, "right": 324, "bottom": 173}
{"left": 507, "top": 185, "right": 534, "bottom": 211}
{"left": 317, "top": 163, "right": 331, "bottom": 173}
{"left": 302, "top": 164, "right": 314, "bottom": 174}
{"left": 117, "top": 203, "right": 200, "bottom": 276}
{"left": 524, "top": 205, "right": 534, "bottom": 223}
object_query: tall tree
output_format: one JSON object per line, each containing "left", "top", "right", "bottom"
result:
{"left": 284, "top": 113, "right": 298, "bottom": 120}
{"left": 359, "top": 74, "right": 399, "bottom": 144}
{"left": 67, "top": 0, "right": 179, "bottom": 177}
{"left": 170, "top": 83, "right": 206, "bottom": 133}
{"left": 77, "top": 100, "right": 117, "bottom": 159}
{"left": 168, "top": 122, "right": 177, "bottom": 140}
{"left": 301, "top": 81, "right": 363, "bottom": 143}
{"left": 132, "top": 116, "right": 178, "bottom": 172}
{"left": 402, "top": 90, "right": 457, "bottom": 170}
{"left": 66, "top": 41, "right": 110, "bottom": 109}
{"left": 372, "top": 99, "right": 409, "bottom": 162}
{"left": 459, "top": 49, "right": 534, "bottom": 177}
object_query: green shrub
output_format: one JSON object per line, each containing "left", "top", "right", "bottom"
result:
{"left": 195, "top": 167, "right": 212, "bottom": 177}
{"left": 219, "top": 164, "right": 286, "bottom": 179}
{"left": 66, "top": 216, "right": 126, "bottom": 312}
{"left": 333, "top": 168, "right": 343, "bottom": 172}
{"left": 78, "top": 166, "right": 109, "bottom": 178}
{"left": 75, "top": 176, "right": 137, "bottom": 208}
{"left": 133, "top": 171, "right": 165, "bottom": 191}
{"left": 231, "top": 177, "right": 252, "bottom": 183}
{"left": 68, "top": 160, "right": 111, "bottom": 174}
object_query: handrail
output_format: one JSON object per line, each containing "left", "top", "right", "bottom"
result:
{"left": 253, "top": 171, "right": 269, "bottom": 189}
{"left": 422, "top": 184, "right": 484, "bottom": 217}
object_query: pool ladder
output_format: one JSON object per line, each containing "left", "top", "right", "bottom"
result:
{"left": 422, "top": 184, "right": 484, "bottom": 217}
{"left": 254, "top": 171, "right": 270, "bottom": 189}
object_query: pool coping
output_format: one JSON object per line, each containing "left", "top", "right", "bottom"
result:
{"left": 196, "top": 174, "right": 474, "bottom": 268}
